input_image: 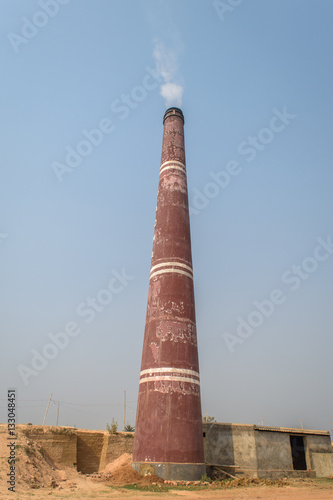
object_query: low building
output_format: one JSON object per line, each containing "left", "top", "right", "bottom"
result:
{"left": 203, "top": 422, "right": 333, "bottom": 479}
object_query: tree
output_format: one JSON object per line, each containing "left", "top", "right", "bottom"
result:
{"left": 202, "top": 416, "right": 217, "bottom": 423}
{"left": 124, "top": 424, "right": 135, "bottom": 432}
{"left": 106, "top": 417, "right": 118, "bottom": 434}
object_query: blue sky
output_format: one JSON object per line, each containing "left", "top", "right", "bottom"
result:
{"left": 1, "top": 0, "right": 332, "bottom": 435}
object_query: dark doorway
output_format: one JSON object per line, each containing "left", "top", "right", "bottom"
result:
{"left": 290, "top": 435, "right": 307, "bottom": 470}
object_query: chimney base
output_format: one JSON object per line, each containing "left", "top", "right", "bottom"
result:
{"left": 131, "top": 461, "right": 206, "bottom": 481}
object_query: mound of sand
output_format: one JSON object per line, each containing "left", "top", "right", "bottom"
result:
{"left": 107, "top": 463, "right": 164, "bottom": 485}
{"left": 0, "top": 426, "right": 59, "bottom": 491}
{"left": 104, "top": 452, "right": 132, "bottom": 473}
{"left": 0, "top": 426, "right": 104, "bottom": 494}
{"left": 104, "top": 453, "right": 164, "bottom": 485}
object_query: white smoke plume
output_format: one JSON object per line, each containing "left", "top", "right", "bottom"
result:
{"left": 153, "top": 40, "right": 184, "bottom": 107}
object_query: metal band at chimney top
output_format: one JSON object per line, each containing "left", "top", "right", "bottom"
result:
{"left": 132, "top": 108, "right": 205, "bottom": 481}
{"left": 162, "top": 106, "right": 184, "bottom": 124}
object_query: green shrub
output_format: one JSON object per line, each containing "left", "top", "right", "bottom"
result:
{"left": 124, "top": 424, "right": 135, "bottom": 432}
{"left": 106, "top": 418, "right": 118, "bottom": 434}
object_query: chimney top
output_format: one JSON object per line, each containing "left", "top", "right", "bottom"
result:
{"left": 163, "top": 107, "right": 184, "bottom": 125}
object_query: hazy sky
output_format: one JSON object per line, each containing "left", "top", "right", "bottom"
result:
{"left": 1, "top": 0, "right": 332, "bottom": 436}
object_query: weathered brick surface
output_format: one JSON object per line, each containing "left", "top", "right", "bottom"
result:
{"left": 20, "top": 425, "right": 77, "bottom": 467}
{"left": 14, "top": 426, "right": 134, "bottom": 473}
{"left": 76, "top": 430, "right": 107, "bottom": 473}
{"left": 133, "top": 108, "right": 204, "bottom": 466}
{"left": 105, "top": 434, "right": 134, "bottom": 465}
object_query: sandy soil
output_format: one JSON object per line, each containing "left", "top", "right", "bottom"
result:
{"left": 1, "top": 482, "right": 333, "bottom": 500}
{"left": 1, "top": 473, "right": 332, "bottom": 500}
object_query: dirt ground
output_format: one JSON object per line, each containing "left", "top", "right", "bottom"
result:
{"left": 1, "top": 479, "right": 333, "bottom": 500}
{"left": 1, "top": 426, "right": 332, "bottom": 499}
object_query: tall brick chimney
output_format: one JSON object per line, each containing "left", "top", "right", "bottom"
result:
{"left": 132, "top": 108, "right": 205, "bottom": 481}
